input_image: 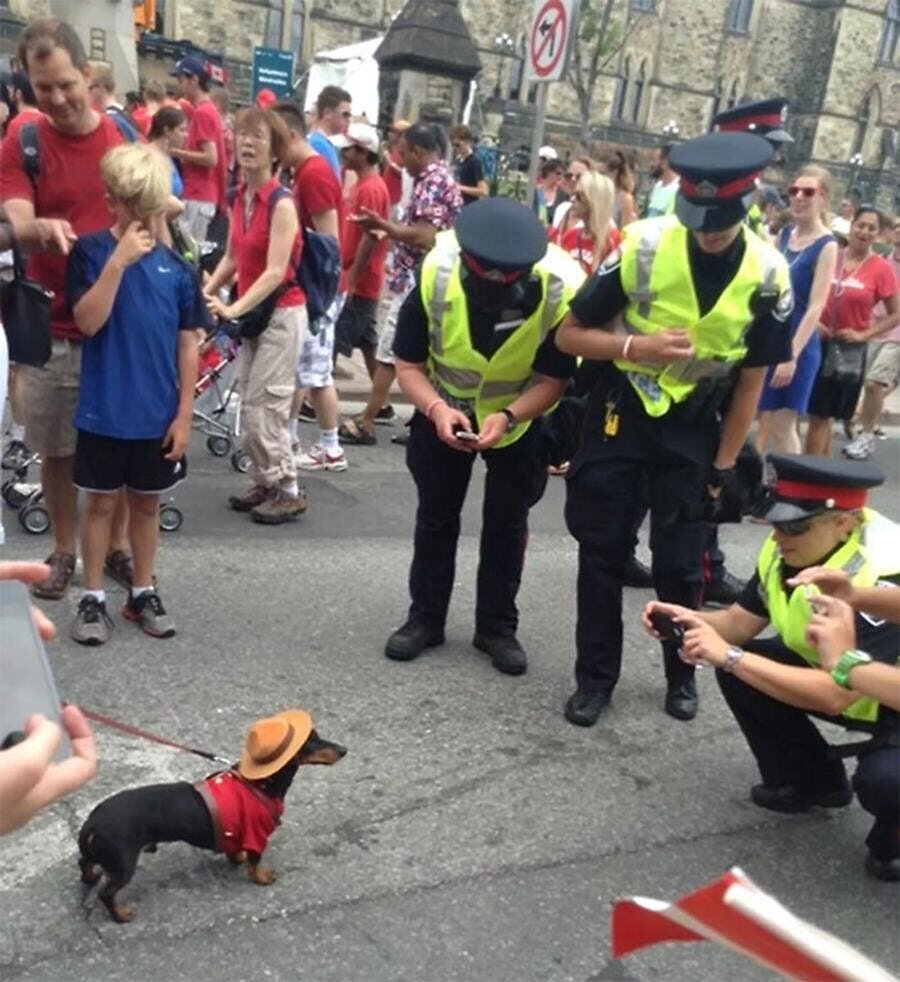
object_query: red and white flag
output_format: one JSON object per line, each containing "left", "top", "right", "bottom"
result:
{"left": 611, "top": 867, "right": 896, "bottom": 982}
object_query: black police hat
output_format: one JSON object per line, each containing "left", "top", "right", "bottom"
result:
{"left": 668, "top": 132, "right": 773, "bottom": 232}
{"left": 762, "top": 453, "right": 884, "bottom": 523}
{"left": 455, "top": 197, "right": 547, "bottom": 275}
{"left": 713, "top": 98, "right": 794, "bottom": 145}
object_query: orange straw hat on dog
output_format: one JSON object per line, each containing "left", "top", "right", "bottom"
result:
{"left": 238, "top": 710, "right": 312, "bottom": 780}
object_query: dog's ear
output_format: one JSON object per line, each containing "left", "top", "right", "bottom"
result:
{"left": 297, "top": 736, "right": 347, "bottom": 766}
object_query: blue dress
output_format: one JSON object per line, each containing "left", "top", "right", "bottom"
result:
{"left": 758, "top": 226, "right": 834, "bottom": 413}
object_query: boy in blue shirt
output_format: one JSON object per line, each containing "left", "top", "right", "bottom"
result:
{"left": 66, "top": 143, "right": 206, "bottom": 645}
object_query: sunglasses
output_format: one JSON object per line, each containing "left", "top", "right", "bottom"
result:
{"left": 771, "top": 516, "right": 818, "bottom": 536}
{"left": 788, "top": 186, "right": 818, "bottom": 199}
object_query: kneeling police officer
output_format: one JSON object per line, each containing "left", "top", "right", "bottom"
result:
{"left": 384, "top": 197, "right": 584, "bottom": 675}
{"left": 645, "top": 455, "right": 900, "bottom": 881}
{"left": 557, "top": 132, "right": 793, "bottom": 725}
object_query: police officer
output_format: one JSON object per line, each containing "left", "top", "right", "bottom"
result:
{"left": 645, "top": 454, "right": 900, "bottom": 881}
{"left": 385, "top": 198, "right": 584, "bottom": 675}
{"left": 713, "top": 98, "right": 794, "bottom": 236}
{"left": 557, "top": 131, "right": 793, "bottom": 726}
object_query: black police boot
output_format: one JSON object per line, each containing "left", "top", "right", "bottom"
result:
{"left": 865, "top": 853, "right": 900, "bottom": 882}
{"left": 704, "top": 570, "right": 746, "bottom": 607}
{"left": 472, "top": 634, "right": 527, "bottom": 675}
{"left": 622, "top": 555, "right": 653, "bottom": 588}
{"left": 564, "top": 689, "right": 611, "bottom": 727}
{"left": 750, "top": 781, "right": 853, "bottom": 814}
{"left": 385, "top": 621, "right": 445, "bottom": 661}
{"left": 664, "top": 676, "right": 698, "bottom": 720}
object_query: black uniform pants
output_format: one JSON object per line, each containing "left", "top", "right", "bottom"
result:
{"left": 405, "top": 411, "right": 548, "bottom": 638}
{"left": 717, "top": 638, "right": 900, "bottom": 860}
{"left": 565, "top": 414, "right": 718, "bottom": 695}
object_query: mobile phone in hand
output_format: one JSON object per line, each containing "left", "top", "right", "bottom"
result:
{"left": 454, "top": 429, "right": 479, "bottom": 442}
{"left": 649, "top": 611, "right": 685, "bottom": 642}
{"left": 0, "top": 581, "right": 70, "bottom": 760}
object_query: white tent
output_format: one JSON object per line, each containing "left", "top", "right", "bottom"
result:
{"left": 304, "top": 38, "right": 381, "bottom": 125}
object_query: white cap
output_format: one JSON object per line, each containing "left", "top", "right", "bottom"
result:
{"left": 538, "top": 145, "right": 557, "bottom": 160}
{"left": 330, "top": 122, "right": 380, "bottom": 154}
{"left": 830, "top": 216, "right": 851, "bottom": 238}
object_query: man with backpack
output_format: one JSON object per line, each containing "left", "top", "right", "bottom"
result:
{"left": 0, "top": 17, "right": 137, "bottom": 600}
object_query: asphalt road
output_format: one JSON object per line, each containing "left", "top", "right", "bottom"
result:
{"left": 1, "top": 416, "right": 898, "bottom": 982}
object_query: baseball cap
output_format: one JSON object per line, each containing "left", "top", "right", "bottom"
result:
{"left": 171, "top": 56, "right": 208, "bottom": 80}
{"left": 331, "top": 122, "right": 380, "bottom": 154}
{"left": 538, "top": 145, "right": 558, "bottom": 160}
{"left": 255, "top": 87, "right": 277, "bottom": 109}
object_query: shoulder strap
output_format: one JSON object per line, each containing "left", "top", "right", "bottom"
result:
{"left": 108, "top": 110, "right": 139, "bottom": 144}
{"left": 266, "top": 184, "right": 294, "bottom": 218}
{"left": 19, "top": 121, "right": 41, "bottom": 189}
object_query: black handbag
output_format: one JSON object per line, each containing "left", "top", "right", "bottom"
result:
{"left": 232, "top": 284, "right": 287, "bottom": 340}
{"left": 0, "top": 242, "right": 53, "bottom": 367}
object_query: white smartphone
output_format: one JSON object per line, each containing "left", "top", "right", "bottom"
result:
{"left": 454, "top": 429, "right": 479, "bottom": 442}
{"left": 0, "top": 580, "right": 70, "bottom": 760}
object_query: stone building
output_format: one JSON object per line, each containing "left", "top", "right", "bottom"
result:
{"left": 2, "top": 0, "right": 897, "bottom": 209}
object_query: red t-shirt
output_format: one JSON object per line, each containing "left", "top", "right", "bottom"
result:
{"left": 382, "top": 148, "right": 404, "bottom": 205}
{"left": 3, "top": 107, "right": 44, "bottom": 145}
{"left": 202, "top": 772, "right": 284, "bottom": 859}
{"left": 549, "top": 223, "right": 621, "bottom": 274}
{"left": 821, "top": 251, "right": 898, "bottom": 334}
{"left": 130, "top": 105, "right": 151, "bottom": 137}
{"left": 341, "top": 172, "right": 391, "bottom": 299}
{"left": 230, "top": 176, "right": 304, "bottom": 307}
{"left": 0, "top": 113, "right": 126, "bottom": 341}
{"left": 182, "top": 98, "right": 226, "bottom": 209}
{"left": 291, "top": 154, "right": 343, "bottom": 233}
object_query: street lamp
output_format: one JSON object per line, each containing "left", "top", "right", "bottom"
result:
{"left": 848, "top": 151, "right": 865, "bottom": 201}
{"left": 662, "top": 120, "right": 679, "bottom": 140}
{"left": 494, "top": 32, "right": 515, "bottom": 98}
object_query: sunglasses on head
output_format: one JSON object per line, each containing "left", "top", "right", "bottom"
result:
{"left": 788, "top": 186, "right": 818, "bottom": 199}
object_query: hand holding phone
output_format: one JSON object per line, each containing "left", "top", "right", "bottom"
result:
{"left": 649, "top": 611, "right": 685, "bottom": 642}
{"left": 454, "top": 429, "right": 479, "bottom": 442}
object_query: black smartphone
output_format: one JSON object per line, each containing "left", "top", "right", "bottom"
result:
{"left": 649, "top": 611, "right": 685, "bottom": 642}
{"left": 454, "top": 429, "right": 479, "bottom": 442}
{"left": 0, "top": 580, "right": 70, "bottom": 760}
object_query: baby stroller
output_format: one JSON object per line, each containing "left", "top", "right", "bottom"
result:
{"left": 194, "top": 327, "right": 250, "bottom": 475}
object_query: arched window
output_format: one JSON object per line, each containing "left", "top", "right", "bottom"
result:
{"left": 631, "top": 60, "right": 647, "bottom": 122}
{"left": 878, "top": 0, "right": 900, "bottom": 63}
{"left": 613, "top": 57, "right": 631, "bottom": 119}
{"left": 726, "top": 0, "right": 753, "bottom": 33}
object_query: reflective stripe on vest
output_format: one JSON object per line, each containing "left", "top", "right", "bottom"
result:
{"left": 421, "top": 231, "right": 584, "bottom": 449}
{"left": 615, "top": 216, "right": 790, "bottom": 417}
{"left": 756, "top": 509, "right": 900, "bottom": 725}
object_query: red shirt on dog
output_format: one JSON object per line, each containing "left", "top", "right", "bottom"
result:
{"left": 202, "top": 771, "right": 284, "bottom": 858}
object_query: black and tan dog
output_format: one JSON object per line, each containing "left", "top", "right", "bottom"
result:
{"left": 78, "top": 709, "right": 346, "bottom": 923}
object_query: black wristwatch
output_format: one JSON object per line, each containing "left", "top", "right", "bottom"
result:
{"left": 501, "top": 408, "right": 517, "bottom": 432}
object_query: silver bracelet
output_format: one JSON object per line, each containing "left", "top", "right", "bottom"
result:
{"left": 722, "top": 645, "right": 744, "bottom": 673}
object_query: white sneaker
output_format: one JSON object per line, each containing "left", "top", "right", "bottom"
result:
{"left": 296, "top": 444, "right": 348, "bottom": 472}
{"left": 843, "top": 433, "right": 874, "bottom": 460}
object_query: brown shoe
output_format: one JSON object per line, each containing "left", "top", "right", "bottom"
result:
{"left": 104, "top": 550, "right": 134, "bottom": 590}
{"left": 31, "top": 551, "right": 76, "bottom": 600}
{"left": 250, "top": 488, "right": 308, "bottom": 524}
{"left": 228, "top": 485, "right": 273, "bottom": 513}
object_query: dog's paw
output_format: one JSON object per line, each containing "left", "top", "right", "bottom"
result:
{"left": 80, "top": 863, "right": 101, "bottom": 885}
{"left": 111, "top": 904, "right": 135, "bottom": 924}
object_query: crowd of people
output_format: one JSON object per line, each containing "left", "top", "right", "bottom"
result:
{"left": 0, "top": 17, "right": 898, "bottom": 884}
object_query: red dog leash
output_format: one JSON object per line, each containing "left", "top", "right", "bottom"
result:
{"left": 74, "top": 705, "right": 233, "bottom": 766}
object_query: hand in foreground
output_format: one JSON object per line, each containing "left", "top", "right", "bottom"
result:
{"left": 770, "top": 359, "right": 796, "bottom": 389}
{"left": 0, "top": 562, "right": 55, "bottom": 641}
{"left": 163, "top": 416, "right": 191, "bottom": 461}
{"left": 786, "top": 567, "right": 853, "bottom": 603}
{"left": 633, "top": 329, "right": 694, "bottom": 364}
{"left": 204, "top": 293, "right": 233, "bottom": 322}
{"left": 16, "top": 218, "right": 77, "bottom": 256}
{"left": 348, "top": 207, "right": 391, "bottom": 234}
{"left": 430, "top": 403, "right": 477, "bottom": 453}
{"left": 641, "top": 600, "right": 693, "bottom": 639}
{"left": 112, "top": 221, "right": 154, "bottom": 268}
{"left": 475, "top": 412, "right": 509, "bottom": 451}
{"left": 806, "top": 594, "right": 857, "bottom": 671}
{"left": 676, "top": 610, "right": 730, "bottom": 668}
{"left": 0, "top": 705, "right": 97, "bottom": 835}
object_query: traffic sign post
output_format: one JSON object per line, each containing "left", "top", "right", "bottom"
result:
{"left": 525, "top": 0, "right": 578, "bottom": 204}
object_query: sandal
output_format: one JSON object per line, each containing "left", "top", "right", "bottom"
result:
{"left": 104, "top": 550, "right": 134, "bottom": 590}
{"left": 338, "top": 416, "right": 376, "bottom": 446}
{"left": 31, "top": 551, "right": 76, "bottom": 600}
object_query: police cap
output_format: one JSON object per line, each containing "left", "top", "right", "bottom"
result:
{"left": 669, "top": 132, "right": 772, "bottom": 232}
{"left": 455, "top": 197, "right": 547, "bottom": 277}
{"left": 712, "top": 98, "right": 794, "bottom": 145}
{"left": 762, "top": 453, "right": 884, "bottom": 523}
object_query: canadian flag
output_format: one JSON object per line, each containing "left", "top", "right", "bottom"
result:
{"left": 206, "top": 62, "right": 228, "bottom": 85}
{"left": 611, "top": 868, "right": 897, "bottom": 982}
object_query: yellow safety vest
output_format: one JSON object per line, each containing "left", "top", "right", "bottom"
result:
{"left": 616, "top": 215, "right": 790, "bottom": 417}
{"left": 757, "top": 508, "right": 900, "bottom": 724}
{"left": 420, "top": 231, "right": 585, "bottom": 449}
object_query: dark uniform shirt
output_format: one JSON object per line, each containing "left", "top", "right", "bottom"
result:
{"left": 455, "top": 153, "right": 485, "bottom": 206}
{"left": 393, "top": 272, "right": 577, "bottom": 380}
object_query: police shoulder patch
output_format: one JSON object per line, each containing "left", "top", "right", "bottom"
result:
{"left": 774, "top": 287, "right": 794, "bottom": 322}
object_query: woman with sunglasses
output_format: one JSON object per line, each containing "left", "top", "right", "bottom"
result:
{"left": 549, "top": 172, "right": 620, "bottom": 274}
{"left": 805, "top": 205, "right": 900, "bottom": 457}
{"left": 535, "top": 160, "right": 568, "bottom": 225}
{"left": 756, "top": 166, "right": 837, "bottom": 454}
{"left": 549, "top": 156, "right": 593, "bottom": 239}
{"left": 643, "top": 452, "right": 900, "bottom": 881}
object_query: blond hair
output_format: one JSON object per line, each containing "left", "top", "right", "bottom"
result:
{"left": 795, "top": 164, "right": 832, "bottom": 223}
{"left": 100, "top": 144, "right": 171, "bottom": 220}
{"left": 575, "top": 171, "right": 616, "bottom": 268}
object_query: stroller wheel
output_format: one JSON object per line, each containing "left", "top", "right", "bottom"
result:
{"left": 19, "top": 503, "right": 51, "bottom": 535}
{"left": 1, "top": 480, "right": 26, "bottom": 509}
{"left": 159, "top": 505, "right": 184, "bottom": 532}
{"left": 231, "top": 450, "right": 251, "bottom": 474}
{"left": 207, "top": 434, "right": 231, "bottom": 457}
